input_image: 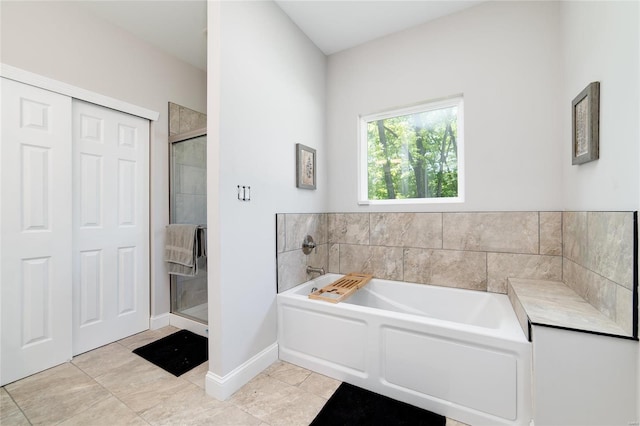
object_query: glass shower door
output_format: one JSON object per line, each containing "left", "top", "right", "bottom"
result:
{"left": 170, "top": 134, "right": 207, "bottom": 324}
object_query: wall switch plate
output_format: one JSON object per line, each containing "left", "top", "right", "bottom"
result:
{"left": 237, "top": 185, "right": 251, "bottom": 201}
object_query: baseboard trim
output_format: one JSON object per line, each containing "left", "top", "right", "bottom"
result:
{"left": 205, "top": 343, "right": 278, "bottom": 400}
{"left": 149, "top": 313, "right": 170, "bottom": 330}
{"left": 169, "top": 313, "right": 208, "bottom": 338}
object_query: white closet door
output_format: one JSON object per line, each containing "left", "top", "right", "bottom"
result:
{"left": 0, "top": 78, "right": 73, "bottom": 385}
{"left": 72, "top": 100, "right": 149, "bottom": 355}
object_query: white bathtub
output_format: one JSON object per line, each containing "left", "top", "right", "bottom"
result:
{"left": 277, "top": 274, "right": 532, "bottom": 426}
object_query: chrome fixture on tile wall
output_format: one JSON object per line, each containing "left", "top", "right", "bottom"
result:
{"left": 302, "top": 235, "right": 316, "bottom": 254}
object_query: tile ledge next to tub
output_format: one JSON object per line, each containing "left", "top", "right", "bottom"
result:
{"left": 507, "top": 278, "right": 633, "bottom": 341}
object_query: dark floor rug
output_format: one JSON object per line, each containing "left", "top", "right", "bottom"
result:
{"left": 132, "top": 329, "right": 207, "bottom": 377}
{"left": 311, "top": 382, "right": 446, "bottom": 426}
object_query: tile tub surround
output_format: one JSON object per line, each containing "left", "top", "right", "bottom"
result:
{"left": 276, "top": 210, "right": 637, "bottom": 336}
{"left": 277, "top": 213, "right": 329, "bottom": 292}
{"left": 563, "top": 211, "right": 637, "bottom": 336}
{"left": 507, "top": 278, "right": 629, "bottom": 339}
{"left": 277, "top": 211, "right": 564, "bottom": 293}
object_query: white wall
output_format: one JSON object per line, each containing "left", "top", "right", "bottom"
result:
{"left": 0, "top": 1, "right": 207, "bottom": 321}
{"left": 207, "top": 0, "right": 326, "bottom": 383}
{"left": 560, "top": 1, "right": 639, "bottom": 210}
{"left": 558, "top": 1, "right": 640, "bottom": 421}
{"left": 326, "top": 1, "right": 563, "bottom": 212}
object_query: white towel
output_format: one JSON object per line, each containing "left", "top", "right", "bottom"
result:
{"left": 165, "top": 224, "right": 199, "bottom": 276}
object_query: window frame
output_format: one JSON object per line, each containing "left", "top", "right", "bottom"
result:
{"left": 357, "top": 96, "right": 465, "bottom": 205}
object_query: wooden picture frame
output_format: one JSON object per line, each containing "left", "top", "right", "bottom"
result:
{"left": 572, "top": 81, "right": 600, "bottom": 165}
{"left": 296, "top": 143, "right": 316, "bottom": 189}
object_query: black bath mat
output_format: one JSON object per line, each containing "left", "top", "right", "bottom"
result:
{"left": 132, "top": 329, "right": 207, "bottom": 376}
{"left": 311, "top": 382, "right": 446, "bottom": 426}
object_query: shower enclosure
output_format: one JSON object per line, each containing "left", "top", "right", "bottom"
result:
{"left": 169, "top": 129, "right": 207, "bottom": 325}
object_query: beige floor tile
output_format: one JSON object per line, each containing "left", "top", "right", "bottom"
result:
{"left": 263, "top": 361, "right": 312, "bottom": 386}
{"left": 140, "top": 382, "right": 228, "bottom": 425}
{"left": 207, "top": 405, "right": 263, "bottom": 425}
{"left": 259, "top": 390, "right": 327, "bottom": 426}
{"left": 181, "top": 360, "right": 209, "bottom": 389}
{"left": 57, "top": 395, "right": 147, "bottom": 426}
{"left": 1, "top": 387, "right": 29, "bottom": 425}
{"left": 117, "top": 326, "right": 180, "bottom": 350}
{"left": 446, "top": 418, "right": 470, "bottom": 426}
{"left": 72, "top": 342, "right": 139, "bottom": 379}
{"left": 228, "top": 373, "right": 301, "bottom": 419}
{"left": 94, "top": 356, "right": 191, "bottom": 413}
{"left": 298, "top": 372, "right": 341, "bottom": 399}
{"left": 4, "top": 363, "right": 111, "bottom": 424}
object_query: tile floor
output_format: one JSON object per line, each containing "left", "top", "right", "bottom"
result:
{"left": 1, "top": 326, "right": 466, "bottom": 425}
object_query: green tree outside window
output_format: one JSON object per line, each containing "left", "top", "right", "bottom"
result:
{"left": 363, "top": 99, "right": 461, "bottom": 201}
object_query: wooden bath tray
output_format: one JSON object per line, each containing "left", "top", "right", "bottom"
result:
{"left": 308, "top": 273, "right": 373, "bottom": 303}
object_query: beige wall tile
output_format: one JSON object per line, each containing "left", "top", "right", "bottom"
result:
{"left": 563, "top": 211, "right": 587, "bottom": 265}
{"left": 507, "top": 280, "right": 530, "bottom": 340}
{"left": 169, "top": 102, "right": 180, "bottom": 136}
{"left": 285, "top": 213, "right": 327, "bottom": 251}
{"left": 339, "top": 244, "right": 403, "bottom": 280}
{"left": 277, "top": 250, "right": 307, "bottom": 293}
{"left": 276, "top": 214, "right": 285, "bottom": 253}
{"left": 583, "top": 269, "right": 618, "bottom": 321}
{"left": 563, "top": 258, "right": 589, "bottom": 299}
{"left": 443, "top": 212, "right": 538, "bottom": 254}
{"left": 370, "top": 212, "right": 442, "bottom": 248}
{"left": 178, "top": 106, "right": 206, "bottom": 134}
{"left": 487, "top": 253, "right": 562, "bottom": 293}
{"left": 565, "top": 259, "right": 617, "bottom": 321}
{"left": 539, "top": 211, "right": 562, "bottom": 255}
{"left": 404, "top": 248, "right": 487, "bottom": 291}
{"left": 616, "top": 286, "right": 634, "bottom": 336}
{"left": 328, "top": 213, "right": 369, "bottom": 244}
{"left": 587, "top": 212, "right": 634, "bottom": 289}
{"left": 328, "top": 243, "right": 340, "bottom": 273}
{"left": 307, "top": 243, "right": 328, "bottom": 276}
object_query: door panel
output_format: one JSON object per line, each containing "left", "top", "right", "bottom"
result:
{"left": 1, "top": 78, "right": 73, "bottom": 385}
{"left": 72, "top": 100, "right": 149, "bottom": 355}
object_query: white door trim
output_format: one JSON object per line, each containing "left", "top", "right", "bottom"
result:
{"left": 0, "top": 63, "right": 159, "bottom": 121}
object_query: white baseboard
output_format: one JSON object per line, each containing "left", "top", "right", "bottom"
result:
{"left": 149, "top": 313, "right": 170, "bottom": 330}
{"left": 169, "top": 314, "right": 208, "bottom": 338}
{"left": 205, "top": 343, "right": 278, "bottom": 400}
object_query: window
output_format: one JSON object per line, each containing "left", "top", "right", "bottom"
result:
{"left": 359, "top": 96, "right": 464, "bottom": 204}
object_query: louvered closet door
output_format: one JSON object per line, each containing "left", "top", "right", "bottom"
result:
{"left": 0, "top": 78, "right": 73, "bottom": 385}
{"left": 72, "top": 100, "right": 149, "bottom": 355}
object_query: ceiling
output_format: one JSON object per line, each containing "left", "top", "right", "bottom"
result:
{"left": 274, "top": 1, "right": 482, "bottom": 55}
{"left": 80, "top": 0, "right": 483, "bottom": 71}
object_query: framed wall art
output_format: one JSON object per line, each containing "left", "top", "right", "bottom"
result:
{"left": 572, "top": 81, "right": 600, "bottom": 165}
{"left": 296, "top": 143, "right": 316, "bottom": 189}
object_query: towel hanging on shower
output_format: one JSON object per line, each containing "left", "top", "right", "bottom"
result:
{"left": 165, "top": 224, "right": 200, "bottom": 276}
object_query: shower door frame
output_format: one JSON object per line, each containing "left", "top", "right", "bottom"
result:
{"left": 169, "top": 128, "right": 208, "bottom": 332}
